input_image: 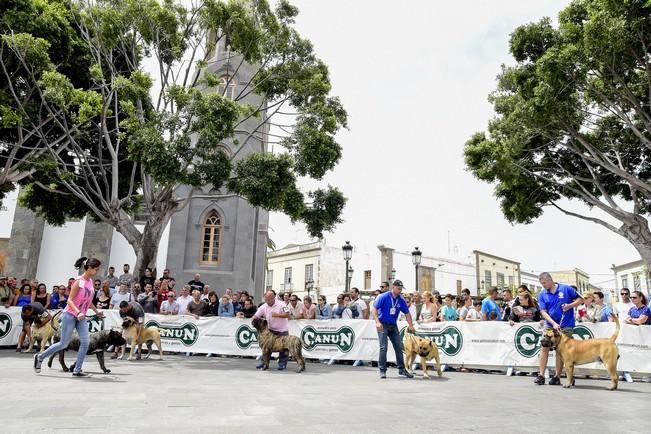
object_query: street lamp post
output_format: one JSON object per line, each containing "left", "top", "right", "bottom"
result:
{"left": 411, "top": 247, "right": 422, "bottom": 292}
{"left": 342, "top": 241, "right": 353, "bottom": 293}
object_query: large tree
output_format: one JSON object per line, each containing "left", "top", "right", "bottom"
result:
{"left": 464, "top": 0, "right": 651, "bottom": 265}
{"left": 1, "top": 0, "right": 347, "bottom": 277}
{"left": 0, "top": 0, "right": 92, "bottom": 204}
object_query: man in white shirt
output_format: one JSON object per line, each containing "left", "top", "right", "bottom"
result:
{"left": 110, "top": 283, "right": 133, "bottom": 309}
{"left": 176, "top": 285, "right": 192, "bottom": 315}
{"left": 614, "top": 287, "right": 634, "bottom": 318}
{"left": 287, "top": 294, "right": 304, "bottom": 319}
{"left": 160, "top": 292, "right": 180, "bottom": 315}
{"left": 351, "top": 287, "right": 369, "bottom": 319}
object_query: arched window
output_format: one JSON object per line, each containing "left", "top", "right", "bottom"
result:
{"left": 201, "top": 211, "right": 222, "bottom": 263}
{"left": 218, "top": 76, "right": 236, "bottom": 99}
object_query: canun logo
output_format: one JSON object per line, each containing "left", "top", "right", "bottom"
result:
{"left": 514, "top": 325, "right": 595, "bottom": 358}
{"left": 573, "top": 325, "right": 594, "bottom": 340}
{"left": 87, "top": 317, "right": 104, "bottom": 333}
{"left": 406, "top": 326, "right": 464, "bottom": 356}
{"left": 145, "top": 320, "right": 198, "bottom": 346}
{"left": 236, "top": 324, "right": 258, "bottom": 349}
{"left": 514, "top": 325, "right": 542, "bottom": 358}
{"left": 301, "top": 325, "right": 355, "bottom": 353}
{"left": 0, "top": 312, "right": 12, "bottom": 339}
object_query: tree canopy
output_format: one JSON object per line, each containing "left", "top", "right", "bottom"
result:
{"left": 0, "top": 0, "right": 348, "bottom": 275}
{"left": 464, "top": 0, "right": 651, "bottom": 264}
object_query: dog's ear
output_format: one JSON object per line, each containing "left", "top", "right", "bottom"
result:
{"left": 553, "top": 329, "right": 560, "bottom": 337}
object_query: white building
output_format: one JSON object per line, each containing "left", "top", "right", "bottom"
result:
{"left": 520, "top": 270, "right": 543, "bottom": 294}
{"left": 612, "top": 259, "right": 650, "bottom": 295}
{"left": 392, "top": 249, "right": 476, "bottom": 295}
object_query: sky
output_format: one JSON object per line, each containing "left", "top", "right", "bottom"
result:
{"left": 267, "top": 0, "right": 640, "bottom": 287}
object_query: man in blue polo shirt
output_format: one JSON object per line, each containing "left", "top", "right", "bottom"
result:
{"left": 373, "top": 280, "right": 415, "bottom": 379}
{"left": 535, "top": 272, "right": 583, "bottom": 386}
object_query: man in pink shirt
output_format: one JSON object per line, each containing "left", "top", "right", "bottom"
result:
{"left": 254, "top": 290, "right": 290, "bottom": 370}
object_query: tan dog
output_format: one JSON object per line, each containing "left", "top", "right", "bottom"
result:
{"left": 24, "top": 310, "right": 62, "bottom": 353}
{"left": 403, "top": 332, "right": 442, "bottom": 379}
{"left": 540, "top": 317, "right": 620, "bottom": 390}
{"left": 120, "top": 317, "right": 163, "bottom": 361}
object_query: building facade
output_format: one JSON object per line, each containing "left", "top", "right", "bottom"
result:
{"left": 550, "top": 269, "right": 590, "bottom": 293}
{"left": 612, "top": 260, "right": 650, "bottom": 295}
{"left": 473, "top": 250, "right": 521, "bottom": 294}
{"left": 1, "top": 36, "right": 269, "bottom": 300}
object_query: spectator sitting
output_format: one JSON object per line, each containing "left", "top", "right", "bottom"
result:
{"left": 458, "top": 295, "right": 473, "bottom": 320}
{"left": 131, "top": 282, "right": 142, "bottom": 298}
{"left": 316, "top": 295, "right": 332, "bottom": 319}
{"left": 33, "top": 283, "right": 50, "bottom": 309}
{"left": 95, "top": 282, "right": 112, "bottom": 310}
{"left": 282, "top": 292, "right": 290, "bottom": 305}
{"left": 332, "top": 294, "right": 345, "bottom": 318}
{"left": 232, "top": 292, "right": 244, "bottom": 315}
{"left": 176, "top": 285, "right": 192, "bottom": 314}
{"left": 340, "top": 294, "right": 355, "bottom": 319}
{"left": 138, "top": 283, "right": 159, "bottom": 314}
{"left": 584, "top": 293, "right": 602, "bottom": 323}
{"left": 207, "top": 291, "right": 220, "bottom": 316}
{"left": 398, "top": 294, "right": 416, "bottom": 322}
{"left": 300, "top": 296, "right": 317, "bottom": 319}
{"left": 200, "top": 285, "right": 211, "bottom": 301}
{"left": 465, "top": 300, "right": 482, "bottom": 321}
{"left": 160, "top": 291, "right": 179, "bottom": 315}
{"left": 287, "top": 294, "right": 304, "bottom": 319}
{"left": 50, "top": 286, "right": 68, "bottom": 309}
{"left": 110, "top": 283, "right": 134, "bottom": 309}
{"left": 625, "top": 291, "right": 651, "bottom": 325}
{"left": 0, "top": 276, "right": 14, "bottom": 307}
{"left": 418, "top": 291, "right": 439, "bottom": 324}
{"left": 238, "top": 298, "right": 258, "bottom": 318}
{"left": 92, "top": 279, "right": 102, "bottom": 299}
{"left": 186, "top": 289, "right": 209, "bottom": 319}
{"left": 351, "top": 287, "right": 369, "bottom": 319}
{"left": 509, "top": 291, "right": 540, "bottom": 325}
{"left": 500, "top": 289, "right": 515, "bottom": 321}
{"left": 157, "top": 280, "right": 172, "bottom": 306}
{"left": 218, "top": 295, "right": 235, "bottom": 317}
{"left": 481, "top": 287, "right": 501, "bottom": 321}
{"left": 593, "top": 291, "right": 615, "bottom": 322}
{"left": 440, "top": 294, "right": 459, "bottom": 321}
{"left": 13, "top": 283, "right": 32, "bottom": 307}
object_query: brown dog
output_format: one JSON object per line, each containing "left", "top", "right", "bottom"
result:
{"left": 24, "top": 310, "right": 62, "bottom": 353}
{"left": 120, "top": 317, "right": 163, "bottom": 361}
{"left": 403, "top": 332, "right": 443, "bottom": 379}
{"left": 251, "top": 317, "right": 305, "bottom": 373}
{"left": 540, "top": 317, "right": 620, "bottom": 390}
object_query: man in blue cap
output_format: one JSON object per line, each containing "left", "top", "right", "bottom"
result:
{"left": 373, "top": 279, "right": 415, "bottom": 379}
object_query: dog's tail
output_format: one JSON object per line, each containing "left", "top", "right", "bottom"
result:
{"left": 609, "top": 314, "right": 620, "bottom": 342}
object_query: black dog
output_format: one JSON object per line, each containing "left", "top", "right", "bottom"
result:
{"left": 47, "top": 329, "right": 126, "bottom": 373}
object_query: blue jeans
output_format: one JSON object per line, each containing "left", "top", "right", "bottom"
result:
{"left": 38, "top": 312, "right": 89, "bottom": 373}
{"left": 377, "top": 323, "right": 405, "bottom": 372}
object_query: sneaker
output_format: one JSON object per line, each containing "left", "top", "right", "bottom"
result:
{"left": 277, "top": 363, "right": 287, "bottom": 371}
{"left": 255, "top": 362, "right": 264, "bottom": 369}
{"left": 16, "top": 347, "right": 22, "bottom": 352}
{"left": 72, "top": 371, "right": 90, "bottom": 377}
{"left": 398, "top": 370, "right": 414, "bottom": 378}
{"left": 33, "top": 353, "right": 42, "bottom": 373}
{"left": 135, "top": 354, "right": 141, "bottom": 360}
{"left": 533, "top": 375, "right": 545, "bottom": 385}
{"left": 379, "top": 371, "right": 387, "bottom": 379}
{"left": 548, "top": 376, "right": 561, "bottom": 386}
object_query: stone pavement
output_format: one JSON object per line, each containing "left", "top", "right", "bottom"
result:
{"left": 1, "top": 350, "right": 648, "bottom": 433}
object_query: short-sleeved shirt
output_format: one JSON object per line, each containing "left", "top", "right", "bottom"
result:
{"left": 254, "top": 301, "right": 289, "bottom": 333}
{"left": 628, "top": 305, "right": 651, "bottom": 325}
{"left": 186, "top": 299, "right": 209, "bottom": 316}
{"left": 481, "top": 298, "right": 501, "bottom": 321}
{"left": 374, "top": 291, "right": 409, "bottom": 325}
{"left": 599, "top": 305, "right": 614, "bottom": 322}
{"left": 110, "top": 292, "right": 133, "bottom": 309}
{"left": 187, "top": 280, "right": 205, "bottom": 292}
{"left": 353, "top": 298, "right": 367, "bottom": 318}
{"left": 301, "top": 304, "right": 316, "bottom": 319}
{"left": 538, "top": 283, "right": 580, "bottom": 329}
{"left": 441, "top": 305, "right": 459, "bottom": 321}
{"left": 161, "top": 300, "right": 179, "bottom": 314}
{"left": 105, "top": 275, "right": 119, "bottom": 289}
{"left": 118, "top": 273, "right": 134, "bottom": 288}
{"left": 21, "top": 302, "right": 49, "bottom": 325}
{"left": 120, "top": 302, "right": 145, "bottom": 323}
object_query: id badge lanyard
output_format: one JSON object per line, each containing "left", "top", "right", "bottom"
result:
{"left": 390, "top": 296, "right": 399, "bottom": 315}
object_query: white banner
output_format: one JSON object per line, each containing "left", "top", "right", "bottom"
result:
{"left": 2, "top": 307, "right": 651, "bottom": 374}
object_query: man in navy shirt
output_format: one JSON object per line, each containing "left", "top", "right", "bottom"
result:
{"left": 373, "top": 280, "right": 415, "bottom": 379}
{"left": 535, "top": 272, "right": 583, "bottom": 386}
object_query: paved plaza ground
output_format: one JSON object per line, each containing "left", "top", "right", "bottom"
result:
{"left": 1, "top": 349, "right": 648, "bottom": 433}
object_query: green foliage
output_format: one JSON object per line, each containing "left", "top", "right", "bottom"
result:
{"left": 464, "top": 0, "right": 651, "bottom": 226}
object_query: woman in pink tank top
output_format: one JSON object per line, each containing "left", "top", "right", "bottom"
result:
{"left": 33, "top": 257, "right": 104, "bottom": 377}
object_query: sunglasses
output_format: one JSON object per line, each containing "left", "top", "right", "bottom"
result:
{"left": 380, "top": 286, "right": 386, "bottom": 288}
{"left": 621, "top": 293, "right": 629, "bottom": 296}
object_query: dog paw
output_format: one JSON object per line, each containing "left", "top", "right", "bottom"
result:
{"left": 423, "top": 375, "right": 430, "bottom": 379}
{"left": 563, "top": 384, "right": 571, "bottom": 388}
{"left": 103, "top": 369, "right": 111, "bottom": 373}
{"left": 63, "top": 368, "right": 70, "bottom": 373}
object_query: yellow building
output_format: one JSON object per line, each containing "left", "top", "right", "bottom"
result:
{"left": 550, "top": 269, "right": 590, "bottom": 293}
{"left": 473, "top": 250, "right": 521, "bottom": 294}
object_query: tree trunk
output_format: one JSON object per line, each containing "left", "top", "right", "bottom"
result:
{"left": 620, "top": 215, "right": 651, "bottom": 269}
